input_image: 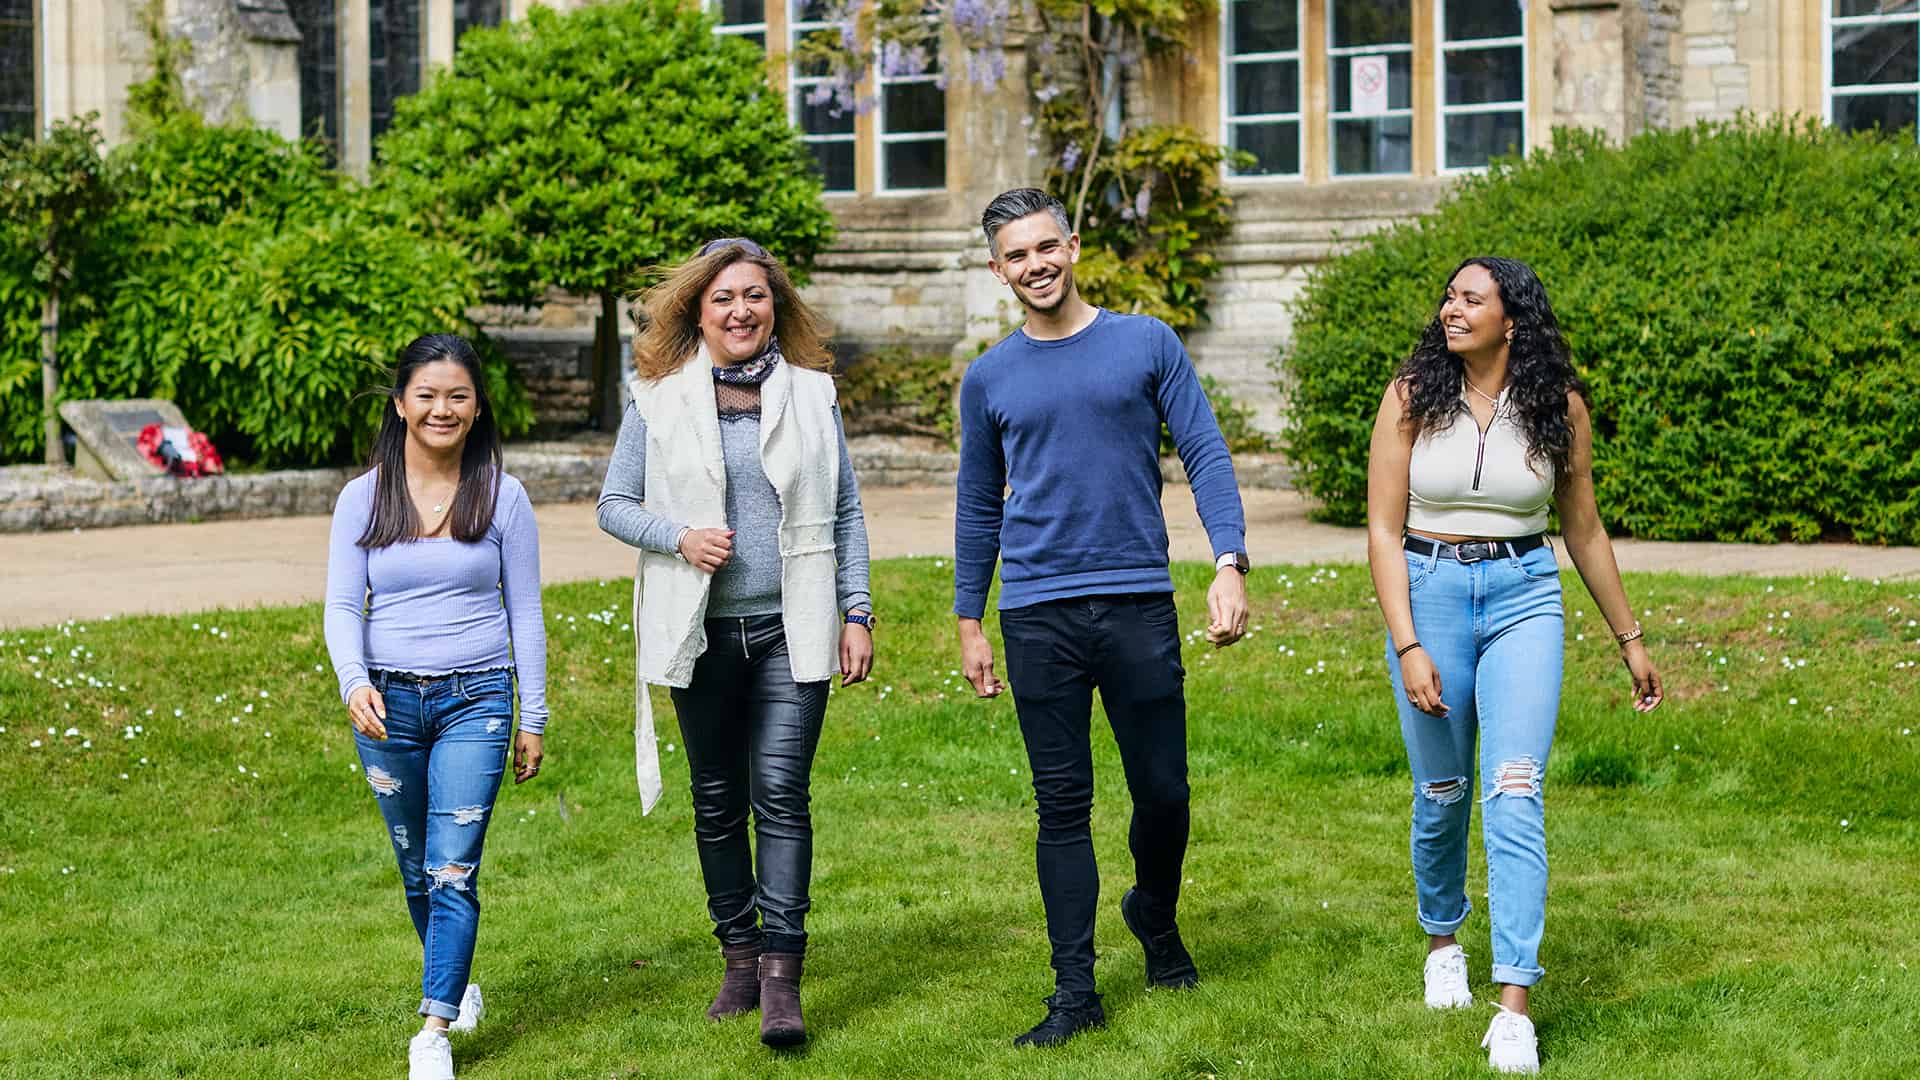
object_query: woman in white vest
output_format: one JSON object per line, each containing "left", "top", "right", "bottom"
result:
{"left": 597, "top": 237, "right": 873, "bottom": 1049}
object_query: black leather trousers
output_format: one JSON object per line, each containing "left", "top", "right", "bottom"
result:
{"left": 669, "top": 614, "right": 829, "bottom": 955}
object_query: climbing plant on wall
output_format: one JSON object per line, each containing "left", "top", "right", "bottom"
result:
{"left": 797, "top": 0, "right": 1247, "bottom": 333}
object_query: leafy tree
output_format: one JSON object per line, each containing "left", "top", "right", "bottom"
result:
{"left": 0, "top": 116, "right": 118, "bottom": 464}
{"left": 378, "top": 0, "right": 837, "bottom": 428}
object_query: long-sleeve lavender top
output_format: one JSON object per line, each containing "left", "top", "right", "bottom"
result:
{"left": 323, "top": 469, "right": 550, "bottom": 734}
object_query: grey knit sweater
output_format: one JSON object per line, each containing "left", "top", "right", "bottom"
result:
{"left": 596, "top": 400, "right": 872, "bottom": 618}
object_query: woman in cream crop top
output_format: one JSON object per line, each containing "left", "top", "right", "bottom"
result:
{"left": 1405, "top": 390, "right": 1554, "bottom": 538}
{"left": 1362, "top": 257, "right": 1663, "bottom": 1075}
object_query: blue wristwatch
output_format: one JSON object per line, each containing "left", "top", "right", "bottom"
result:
{"left": 844, "top": 611, "right": 875, "bottom": 630}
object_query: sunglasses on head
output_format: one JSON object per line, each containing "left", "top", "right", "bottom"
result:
{"left": 698, "top": 237, "right": 770, "bottom": 258}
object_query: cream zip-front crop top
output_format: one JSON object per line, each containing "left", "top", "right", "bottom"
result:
{"left": 1406, "top": 390, "right": 1554, "bottom": 537}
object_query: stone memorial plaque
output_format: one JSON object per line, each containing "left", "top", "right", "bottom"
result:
{"left": 57, "top": 399, "right": 193, "bottom": 481}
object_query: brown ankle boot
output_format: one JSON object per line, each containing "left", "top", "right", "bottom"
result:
{"left": 758, "top": 952, "right": 805, "bottom": 1047}
{"left": 706, "top": 943, "right": 761, "bottom": 1020}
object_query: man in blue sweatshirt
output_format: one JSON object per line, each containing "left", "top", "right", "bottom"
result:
{"left": 954, "top": 188, "right": 1251, "bottom": 1048}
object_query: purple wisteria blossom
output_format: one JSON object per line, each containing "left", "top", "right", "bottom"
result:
{"left": 879, "top": 40, "right": 932, "bottom": 78}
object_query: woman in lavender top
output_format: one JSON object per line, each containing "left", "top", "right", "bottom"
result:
{"left": 324, "top": 334, "right": 548, "bottom": 1080}
{"left": 599, "top": 237, "right": 872, "bottom": 1048}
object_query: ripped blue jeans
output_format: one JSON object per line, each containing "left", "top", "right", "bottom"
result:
{"left": 1386, "top": 542, "right": 1563, "bottom": 987}
{"left": 355, "top": 667, "right": 514, "bottom": 1020}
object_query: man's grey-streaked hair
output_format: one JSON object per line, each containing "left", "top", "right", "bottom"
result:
{"left": 981, "top": 188, "right": 1071, "bottom": 257}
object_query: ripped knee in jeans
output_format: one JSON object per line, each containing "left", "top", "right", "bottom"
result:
{"left": 1484, "top": 756, "right": 1543, "bottom": 801}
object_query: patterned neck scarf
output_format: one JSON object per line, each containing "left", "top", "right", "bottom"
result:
{"left": 713, "top": 338, "right": 782, "bottom": 385}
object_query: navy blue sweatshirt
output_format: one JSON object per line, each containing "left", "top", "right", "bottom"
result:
{"left": 953, "top": 309, "right": 1248, "bottom": 618}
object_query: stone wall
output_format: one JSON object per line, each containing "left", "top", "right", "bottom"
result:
{"left": 0, "top": 443, "right": 607, "bottom": 533}
{"left": 1553, "top": 1, "right": 1633, "bottom": 142}
{"left": 0, "top": 440, "right": 1294, "bottom": 533}
{"left": 1678, "top": 0, "right": 1757, "bottom": 121}
{"left": 1635, "top": 0, "right": 1686, "bottom": 131}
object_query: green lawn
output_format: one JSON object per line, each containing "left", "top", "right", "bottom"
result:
{"left": 2, "top": 560, "right": 1916, "bottom": 1078}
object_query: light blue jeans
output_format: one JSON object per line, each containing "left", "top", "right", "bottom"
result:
{"left": 1386, "top": 541, "right": 1563, "bottom": 987}
{"left": 354, "top": 668, "right": 514, "bottom": 1020}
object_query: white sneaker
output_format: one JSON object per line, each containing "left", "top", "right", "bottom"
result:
{"left": 1482, "top": 1007, "right": 1540, "bottom": 1074}
{"left": 408, "top": 1027, "right": 455, "bottom": 1080}
{"left": 1423, "top": 945, "right": 1473, "bottom": 1009}
{"left": 449, "top": 983, "right": 483, "bottom": 1033}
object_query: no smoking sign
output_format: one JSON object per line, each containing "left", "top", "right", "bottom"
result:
{"left": 1351, "top": 54, "right": 1390, "bottom": 116}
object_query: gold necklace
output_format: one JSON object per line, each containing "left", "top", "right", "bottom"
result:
{"left": 1464, "top": 377, "right": 1504, "bottom": 408}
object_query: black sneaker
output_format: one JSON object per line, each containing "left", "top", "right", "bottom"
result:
{"left": 1121, "top": 887, "right": 1200, "bottom": 990}
{"left": 1012, "top": 993, "right": 1106, "bottom": 1048}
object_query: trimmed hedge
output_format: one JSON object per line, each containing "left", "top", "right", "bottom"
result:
{"left": 1278, "top": 121, "right": 1920, "bottom": 543}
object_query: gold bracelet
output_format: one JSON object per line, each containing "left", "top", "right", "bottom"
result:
{"left": 1614, "top": 623, "right": 1644, "bottom": 647}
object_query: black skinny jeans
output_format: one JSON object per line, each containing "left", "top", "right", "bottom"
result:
{"left": 669, "top": 614, "right": 828, "bottom": 956}
{"left": 999, "top": 593, "right": 1191, "bottom": 1005}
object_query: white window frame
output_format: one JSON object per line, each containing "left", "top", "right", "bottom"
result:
{"left": 874, "top": 21, "right": 946, "bottom": 194}
{"left": 1222, "top": 0, "right": 1304, "bottom": 181}
{"left": 789, "top": 0, "right": 856, "bottom": 193}
{"left": 1825, "top": 4, "right": 1920, "bottom": 142}
{"left": 1326, "top": 0, "right": 1415, "bottom": 177}
{"left": 712, "top": 0, "right": 767, "bottom": 49}
{"left": 1434, "top": 0, "right": 1528, "bottom": 175}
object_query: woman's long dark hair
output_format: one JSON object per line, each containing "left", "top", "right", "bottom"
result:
{"left": 358, "top": 334, "right": 503, "bottom": 548}
{"left": 1398, "top": 256, "right": 1588, "bottom": 482}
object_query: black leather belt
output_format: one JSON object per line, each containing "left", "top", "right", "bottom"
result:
{"left": 1403, "top": 533, "right": 1546, "bottom": 563}
{"left": 370, "top": 669, "right": 458, "bottom": 685}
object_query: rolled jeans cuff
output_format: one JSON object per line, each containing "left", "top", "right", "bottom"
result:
{"left": 1491, "top": 963, "right": 1544, "bottom": 988}
{"left": 1417, "top": 899, "right": 1471, "bottom": 936}
{"left": 419, "top": 996, "right": 461, "bottom": 1021}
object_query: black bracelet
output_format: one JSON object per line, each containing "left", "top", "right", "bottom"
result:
{"left": 1396, "top": 640, "right": 1423, "bottom": 658}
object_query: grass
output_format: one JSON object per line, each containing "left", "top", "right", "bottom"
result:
{"left": 2, "top": 559, "right": 1917, "bottom": 1078}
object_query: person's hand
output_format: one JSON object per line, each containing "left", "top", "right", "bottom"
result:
{"left": 678, "top": 528, "right": 735, "bottom": 574}
{"left": 514, "top": 732, "right": 544, "bottom": 784}
{"left": 1622, "top": 640, "right": 1662, "bottom": 712}
{"left": 1401, "top": 648, "right": 1448, "bottom": 717}
{"left": 1205, "top": 567, "right": 1250, "bottom": 647}
{"left": 840, "top": 619, "right": 874, "bottom": 686}
{"left": 348, "top": 685, "right": 388, "bottom": 740}
{"left": 958, "top": 619, "right": 1003, "bottom": 698}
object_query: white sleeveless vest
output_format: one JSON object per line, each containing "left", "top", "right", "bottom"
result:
{"left": 624, "top": 347, "right": 842, "bottom": 813}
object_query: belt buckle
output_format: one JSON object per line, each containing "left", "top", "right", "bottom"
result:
{"left": 1454, "top": 541, "right": 1495, "bottom": 563}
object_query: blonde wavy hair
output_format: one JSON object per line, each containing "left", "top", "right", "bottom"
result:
{"left": 631, "top": 243, "right": 833, "bottom": 381}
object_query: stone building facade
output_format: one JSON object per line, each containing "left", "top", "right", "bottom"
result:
{"left": 7, "top": 1, "right": 1914, "bottom": 432}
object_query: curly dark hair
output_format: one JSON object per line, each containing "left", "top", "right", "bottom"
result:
{"left": 1398, "top": 256, "right": 1588, "bottom": 482}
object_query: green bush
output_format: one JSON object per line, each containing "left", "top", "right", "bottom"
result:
{"left": 1278, "top": 120, "right": 1920, "bottom": 543}
{"left": 836, "top": 348, "right": 961, "bottom": 443}
{"left": 0, "top": 118, "right": 530, "bottom": 467}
